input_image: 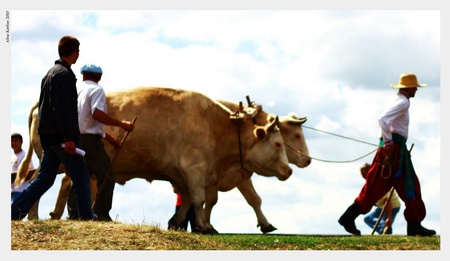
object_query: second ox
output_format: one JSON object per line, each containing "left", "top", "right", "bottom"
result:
{"left": 196, "top": 99, "right": 311, "bottom": 233}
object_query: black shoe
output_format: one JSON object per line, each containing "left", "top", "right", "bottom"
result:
{"left": 11, "top": 207, "right": 27, "bottom": 221}
{"left": 338, "top": 202, "right": 361, "bottom": 235}
{"left": 407, "top": 222, "right": 436, "bottom": 236}
{"left": 338, "top": 217, "right": 361, "bottom": 235}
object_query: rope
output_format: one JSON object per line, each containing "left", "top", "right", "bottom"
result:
{"left": 287, "top": 125, "right": 380, "bottom": 163}
{"left": 302, "top": 125, "right": 379, "bottom": 147}
{"left": 284, "top": 142, "right": 379, "bottom": 163}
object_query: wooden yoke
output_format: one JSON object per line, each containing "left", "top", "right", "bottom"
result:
{"left": 229, "top": 95, "right": 262, "bottom": 123}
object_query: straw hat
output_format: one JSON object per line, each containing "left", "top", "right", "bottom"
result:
{"left": 390, "top": 73, "right": 427, "bottom": 88}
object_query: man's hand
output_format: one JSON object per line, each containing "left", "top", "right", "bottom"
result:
{"left": 104, "top": 132, "right": 121, "bottom": 150}
{"left": 64, "top": 141, "right": 77, "bottom": 155}
{"left": 121, "top": 121, "right": 135, "bottom": 132}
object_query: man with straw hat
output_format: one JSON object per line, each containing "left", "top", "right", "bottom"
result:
{"left": 338, "top": 73, "right": 436, "bottom": 236}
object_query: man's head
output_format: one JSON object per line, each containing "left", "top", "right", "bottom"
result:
{"left": 58, "top": 36, "right": 80, "bottom": 65}
{"left": 80, "top": 64, "right": 103, "bottom": 82}
{"left": 390, "top": 73, "right": 426, "bottom": 99}
{"left": 11, "top": 133, "right": 23, "bottom": 153}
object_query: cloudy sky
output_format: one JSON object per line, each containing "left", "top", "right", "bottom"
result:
{"left": 3, "top": 6, "right": 444, "bottom": 249}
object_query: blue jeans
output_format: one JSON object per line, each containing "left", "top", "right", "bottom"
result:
{"left": 11, "top": 191, "right": 22, "bottom": 203}
{"left": 364, "top": 206, "right": 400, "bottom": 234}
{"left": 11, "top": 143, "right": 95, "bottom": 220}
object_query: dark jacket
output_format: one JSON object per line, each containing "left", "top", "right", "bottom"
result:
{"left": 38, "top": 59, "right": 80, "bottom": 146}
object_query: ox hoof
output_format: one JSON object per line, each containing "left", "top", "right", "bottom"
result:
{"left": 210, "top": 226, "right": 219, "bottom": 234}
{"left": 167, "top": 216, "right": 183, "bottom": 231}
{"left": 258, "top": 224, "right": 277, "bottom": 234}
{"left": 201, "top": 227, "right": 219, "bottom": 235}
{"left": 49, "top": 212, "right": 57, "bottom": 220}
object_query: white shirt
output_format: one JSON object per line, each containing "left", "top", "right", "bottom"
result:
{"left": 11, "top": 150, "right": 34, "bottom": 172}
{"left": 11, "top": 149, "right": 34, "bottom": 192}
{"left": 375, "top": 190, "right": 401, "bottom": 209}
{"left": 77, "top": 80, "right": 107, "bottom": 137}
{"left": 378, "top": 92, "right": 410, "bottom": 142}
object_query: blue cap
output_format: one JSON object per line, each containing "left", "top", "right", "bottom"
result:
{"left": 80, "top": 64, "right": 103, "bottom": 75}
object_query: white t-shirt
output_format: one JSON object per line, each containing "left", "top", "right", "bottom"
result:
{"left": 77, "top": 80, "right": 107, "bottom": 137}
{"left": 11, "top": 149, "right": 34, "bottom": 192}
{"left": 11, "top": 150, "right": 34, "bottom": 172}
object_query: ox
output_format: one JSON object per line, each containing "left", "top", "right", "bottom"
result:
{"left": 18, "top": 97, "right": 310, "bottom": 233}
{"left": 14, "top": 87, "right": 292, "bottom": 234}
{"left": 198, "top": 99, "right": 311, "bottom": 233}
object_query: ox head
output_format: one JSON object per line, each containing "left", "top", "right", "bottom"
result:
{"left": 272, "top": 113, "right": 311, "bottom": 168}
{"left": 244, "top": 116, "right": 292, "bottom": 181}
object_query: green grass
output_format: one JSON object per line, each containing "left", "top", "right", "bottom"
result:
{"left": 10, "top": 220, "right": 440, "bottom": 250}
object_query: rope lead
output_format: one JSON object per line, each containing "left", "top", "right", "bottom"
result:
{"left": 289, "top": 125, "right": 380, "bottom": 163}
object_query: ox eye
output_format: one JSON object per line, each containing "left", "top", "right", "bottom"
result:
{"left": 295, "top": 134, "right": 301, "bottom": 139}
{"left": 275, "top": 142, "right": 282, "bottom": 149}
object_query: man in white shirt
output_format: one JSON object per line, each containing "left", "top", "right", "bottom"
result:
{"left": 338, "top": 73, "right": 436, "bottom": 236}
{"left": 66, "top": 64, "right": 135, "bottom": 221}
{"left": 11, "top": 133, "right": 34, "bottom": 201}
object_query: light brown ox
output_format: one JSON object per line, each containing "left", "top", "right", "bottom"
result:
{"left": 199, "top": 99, "right": 311, "bottom": 233}
{"left": 15, "top": 87, "right": 292, "bottom": 234}
{"left": 20, "top": 98, "right": 310, "bottom": 233}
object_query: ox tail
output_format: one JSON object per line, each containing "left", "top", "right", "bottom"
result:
{"left": 13, "top": 101, "right": 39, "bottom": 188}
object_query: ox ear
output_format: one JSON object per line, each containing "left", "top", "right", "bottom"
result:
{"left": 287, "top": 112, "right": 307, "bottom": 126}
{"left": 254, "top": 127, "right": 267, "bottom": 140}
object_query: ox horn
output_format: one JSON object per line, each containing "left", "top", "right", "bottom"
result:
{"left": 287, "top": 112, "right": 307, "bottom": 126}
{"left": 266, "top": 115, "right": 279, "bottom": 133}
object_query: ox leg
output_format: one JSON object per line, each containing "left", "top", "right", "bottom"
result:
{"left": 237, "top": 179, "right": 277, "bottom": 234}
{"left": 190, "top": 187, "right": 218, "bottom": 234}
{"left": 49, "top": 174, "right": 72, "bottom": 220}
{"left": 190, "top": 192, "right": 209, "bottom": 234}
{"left": 27, "top": 201, "right": 39, "bottom": 220}
{"left": 204, "top": 185, "right": 219, "bottom": 230}
{"left": 167, "top": 189, "right": 201, "bottom": 233}
{"left": 168, "top": 193, "right": 191, "bottom": 231}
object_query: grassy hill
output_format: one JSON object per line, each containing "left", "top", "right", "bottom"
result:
{"left": 10, "top": 220, "right": 440, "bottom": 250}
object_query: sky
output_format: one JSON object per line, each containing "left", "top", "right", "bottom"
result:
{"left": 2, "top": 3, "right": 447, "bottom": 256}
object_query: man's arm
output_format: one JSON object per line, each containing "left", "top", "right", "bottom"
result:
{"left": 92, "top": 109, "right": 134, "bottom": 131}
{"left": 93, "top": 108, "right": 134, "bottom": 150}
{"left": 104, "top": 132, "right": 121, "bottom": 150}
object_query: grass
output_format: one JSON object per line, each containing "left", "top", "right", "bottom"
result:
{"left": 10, "top": 220, "right": 440, "bottom": 251}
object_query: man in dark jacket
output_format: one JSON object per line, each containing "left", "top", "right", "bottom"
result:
{"left": 11, "top": 36, "right": 96, "bottom": 220}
